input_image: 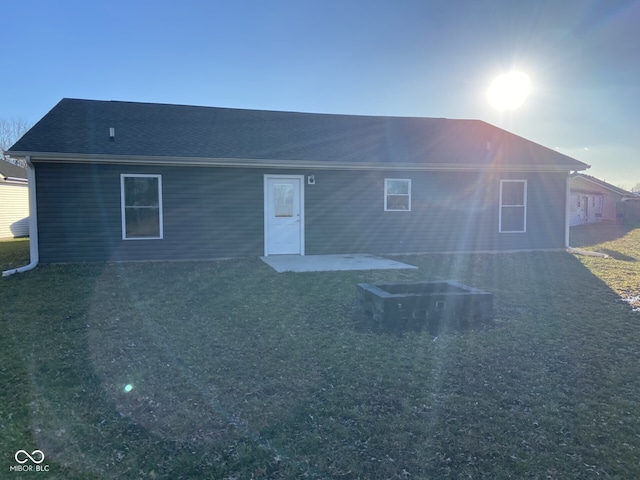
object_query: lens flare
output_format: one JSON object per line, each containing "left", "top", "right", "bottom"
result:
{"left": 487, "top": 71, "right": 531, "bottom": 111}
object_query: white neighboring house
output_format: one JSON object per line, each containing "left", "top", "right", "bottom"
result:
{"left": 0, "top": 160, "right": 29, "bottom": 238}
{"left": 569, "top": 174, "right": 633, "bottom": 226}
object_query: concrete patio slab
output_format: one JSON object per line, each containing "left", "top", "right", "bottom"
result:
{"left": 260, "top": 254, "right": 418, "bottom": 273}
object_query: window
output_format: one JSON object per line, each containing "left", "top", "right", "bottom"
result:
{"left": 499, "top": 180, "right": 527, "bottom": 233}
{"left": 121, "top": 174, "right": 163, "bottom": 239}
{"left": 274, "top": 182, "right": 294, "bottom": 217}
{"left": 385, "top": 178, "right": 411, "bottom": 211}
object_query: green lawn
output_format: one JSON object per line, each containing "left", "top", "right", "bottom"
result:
{"left": 1, "top": 228, "right": 639, "bottom": 479}
{"left": 0, "top": 237, "right": 29, "bottom": 272}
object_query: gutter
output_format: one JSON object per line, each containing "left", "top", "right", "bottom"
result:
{"left": 1, "top": 176, "right": 28, "bottom": 185}
{"left": 2, "top": 156, "right": 39, "bottom": 276}
{"left": 8, "top": 150, "right": 589, "bottom": 173}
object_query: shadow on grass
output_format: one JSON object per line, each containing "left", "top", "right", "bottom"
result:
{"left": 2, "top": 252, "right": 640, "bottom": 479}
{"left": 569, "top": 224, "right": 635, "bottom": 247}
{"left": 0, "top": 238, "right": 30, "bottom": 272}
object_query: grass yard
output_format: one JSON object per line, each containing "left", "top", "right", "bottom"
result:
{"left": 0, "top": 238, "right": 29, "bottom": 272}
{"left": 1, "top": 227, "right": 640, "bottom": 479}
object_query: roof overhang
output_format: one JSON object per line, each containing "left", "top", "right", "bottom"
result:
{"left": 572, "top": 174, "right": 630, "bottom": 196}
{"left": 8, "top": 151, "right": 591, "bottom": 173}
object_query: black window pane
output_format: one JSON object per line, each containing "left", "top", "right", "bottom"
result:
{"left": 124, "top": 177, "right": 159, "bottom": 207}
{"left": 387, "top": 195, "right": 409, "bottom": 210}
{"left": 502, "top": 182, "right": 525, "bottom": 206}
{"left": 501, "top": 206, "right": 525, "bottom": 232}
{"left": 125, "top": 207, "right": 160, "bottom": 237}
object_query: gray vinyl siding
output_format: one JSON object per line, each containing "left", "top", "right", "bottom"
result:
{"left": 304, "top": 170, "right": 566, "bottom": 254}
{"left": 35, "top": 163, "right": 264, "bottom": 262}
{"left": 34, "top": 162, "right": 568, "bottom": 263}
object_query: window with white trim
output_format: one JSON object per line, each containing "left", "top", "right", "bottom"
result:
{"left": 121, "top": 174, "right": 163, "bottom": 239}
{"left": 499, "top": 180, "right": 527, "bottom": 233}
{"left": 384, "top": 178, "right": 411, "bottom": 211}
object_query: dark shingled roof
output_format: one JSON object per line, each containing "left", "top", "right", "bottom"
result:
{"left": 9, "top": 98, "right": 589, "bottom": 171}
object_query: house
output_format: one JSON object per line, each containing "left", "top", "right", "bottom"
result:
{"left": 569, "top": 174, "right": 635, "bottom": 226}
{"left": 5, "top": 98, "right": 589, "bottom": 266}
{"left": 0, "top": 160, "right": 29, "bottom": 238}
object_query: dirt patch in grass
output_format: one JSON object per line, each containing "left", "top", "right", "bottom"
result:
{"left": 2, "top": 244, "right": 640, "bottom": 478}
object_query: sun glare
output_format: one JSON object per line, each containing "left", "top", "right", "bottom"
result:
{"left": 487, "top": 71, "right": 531, "bottom": 111}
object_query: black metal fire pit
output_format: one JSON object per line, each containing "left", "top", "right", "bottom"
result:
{"left": 357, "top": 280, "right": 493, "bottom": 332}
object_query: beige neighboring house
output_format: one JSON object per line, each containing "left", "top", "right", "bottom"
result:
{"left": 569, "top": 174, "right": 636, "bottom": 226}
{"left": 0, "top": 160, "right": 29, "bottom": 238}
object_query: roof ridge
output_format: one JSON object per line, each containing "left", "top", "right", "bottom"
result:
{"left": 59, "top": 97, "right": 464, "bottom": 122}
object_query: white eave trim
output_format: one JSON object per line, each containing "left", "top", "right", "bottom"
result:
{"left": 8, "top": 151, "right": 590, "bottom": 173}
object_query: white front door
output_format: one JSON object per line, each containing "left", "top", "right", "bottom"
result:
{"left": 264, "top": 175, "right": 304, "bottom": 255}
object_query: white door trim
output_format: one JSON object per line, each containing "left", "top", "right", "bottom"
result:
{"left": 264, "top": 174, "right": 305, "bottom": 256}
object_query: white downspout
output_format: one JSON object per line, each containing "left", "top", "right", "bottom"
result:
{"left": 2, "top": 156, "right": 39, "bottom": 276}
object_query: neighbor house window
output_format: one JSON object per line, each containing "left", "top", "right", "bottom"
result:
{"left": 499, "top": 180, "right": 527, "bottom": 233}
{"left": 385, "top": 178, "right": 411, "bottom": 211}
{"left": 121, "top": 174, "right": 163, "bottom": 239}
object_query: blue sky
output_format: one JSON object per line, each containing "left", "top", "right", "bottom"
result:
{"left": 3, "top": 0, "right": 639, "bottom": 188}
